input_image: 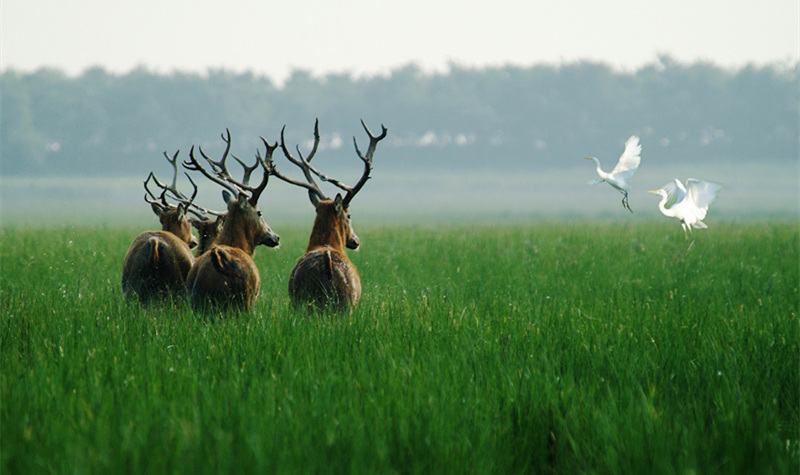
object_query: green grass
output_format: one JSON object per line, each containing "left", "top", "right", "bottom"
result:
{"left": 2, "top": 221, "right": 798, "bottom": 473}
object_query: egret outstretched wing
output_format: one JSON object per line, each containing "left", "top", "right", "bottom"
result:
{"left": 610, "top": 135, "right": 642, "bottom": 180}
{"left": 686, "top": 178, "right": 722, "bottom": 219}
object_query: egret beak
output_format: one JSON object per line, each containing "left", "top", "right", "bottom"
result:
{"left": 583, "top": 157, "right": 592, "bottom": 160}
{"left": 647, "top": 190, "right": 660, "bottom": 194}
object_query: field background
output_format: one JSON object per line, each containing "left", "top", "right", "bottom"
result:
{"left": 1, "top": 219, "right": 798, "bottom": 473}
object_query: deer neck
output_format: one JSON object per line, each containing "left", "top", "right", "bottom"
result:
{"left": 307, "top": 213, "right": 347, "bottom": 253}
{"left": 164, "top": 222, "right": 188, "bottom": 241}
{"left": 218, "top": 213, "right": 256, "bottom": 255}
{"left": 160, "top": 212, "right": 191, "bottom": 244}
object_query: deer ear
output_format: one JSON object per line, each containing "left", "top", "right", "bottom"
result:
{"left": 309, "top": 191, "right": 320, "bottom": 209}
{"left": 334, "top": 193, "right": 344, "bottom": 214}
{"left": 222, "top": 190, "right": 233, "bottom": 205}
{"left": 151, "top": 202, "right": 164, "bottom": 217}
{"left": 176, "top": 203, "right": 187, "bottom": 220}
{"left": 237, "top": 192, "right": 249, "bottom": 210}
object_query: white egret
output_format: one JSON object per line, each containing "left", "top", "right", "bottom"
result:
{"left": 584, "top": 135, "right": 642, "bottom": 213}
{"left": 648, "top": 178, "right": 722, "bottom": 244}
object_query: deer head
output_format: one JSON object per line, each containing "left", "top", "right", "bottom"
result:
{"left": 183, "top": 129, "right": 280, "bottom": 255}
{"left": 190, "top": 214, "right": 225, "bottom": 256}
{"left": 267, "top": 119, "right": 387, "bottom": 252}
{"left": 143, "top": 151, "right": 200, "bottom": 249}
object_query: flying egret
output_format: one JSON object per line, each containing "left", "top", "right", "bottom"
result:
{"left": 584, "top": 135, "right": 642, "bottom": 213}
{"left": 648, "top": 178, "right": 721, "bottom": 244}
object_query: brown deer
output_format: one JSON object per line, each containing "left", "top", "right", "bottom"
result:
{"left": 121, "top": 151, "right": 200, "bottom": 304}
{"left": 269, "top": 119, "right": 387, "bottom": 310}
{"left": 183, "top": 129, "right": 280, "bottom": 311}
{"left": 190, "top": 214, "right": 225, "bottom": 256}
{"left": 150, "top": 165, "right": 228, "bottom": 258}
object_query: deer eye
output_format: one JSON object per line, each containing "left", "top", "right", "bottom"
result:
{"left": 257, "top": 210, "right": 263, "bottom": 217}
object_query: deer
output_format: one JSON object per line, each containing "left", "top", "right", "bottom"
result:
{"left": 146, "top": 154, "right": 228, "bottom": 258}
{"left": 268, "top": 119, "right": 387, "bottom": 310}
{"left": 182, "top": 129, "right": 280, "bottom": 311}
{"left": 190, "top": 214, "right": 225, "bottom": 256}
{"left": 121, "top": 151, "right": 201, "bottom": 304}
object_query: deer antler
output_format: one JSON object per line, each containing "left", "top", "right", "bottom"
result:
{"left": 184, "top": 129, "right": 273, "bottom": 206}
{"left": 184, "top": 146, "right": 238, "bottom": 195}
{"left": 269, "top": 120, "right": 328, "bottom": 205}
{"left": 147, "top": 151, "right": 196, "bottom": 203}
{"left": 246, "top": 138, "right": 277, "bottom": 206}
{"left": 269, "top": 119, "right": 387, "bottom": 208}
{"left": 143, "top": 172, "right": 171, "bottom": 209}
{"left": 233, "top": 153, "right": 260, "bottom": 187}
{"left": 343, "top": 120, "right": 387, "bottom": 208}
{"left": 146, "top": 150, "right": 225, "bottom": 217}
{"left": 144, "top": 150, "right": 198, "bottom": 210}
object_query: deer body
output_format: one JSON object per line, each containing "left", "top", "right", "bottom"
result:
{"left": 186, "top": 192, "right": 279, "bottom": 312}
{"left": 289, "top": 195, "right": 361, "bottom": 309}
{"left": 122, "top": 202, "right": 197, "bottom": 304}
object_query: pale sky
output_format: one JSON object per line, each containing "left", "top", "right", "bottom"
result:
{"left": 2, "top": 0, "right": 798, "bottom": 83}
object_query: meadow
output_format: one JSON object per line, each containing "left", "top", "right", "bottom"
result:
{"left": 1, "top": 220, "right": 798, "bottom": 473}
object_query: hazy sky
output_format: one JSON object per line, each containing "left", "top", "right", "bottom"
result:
{"left": 2, "top": 0, "right": 798, "bottom": 83}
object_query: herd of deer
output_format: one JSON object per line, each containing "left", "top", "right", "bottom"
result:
{"left": 121, "top": 120, "right": 387, "bottom": 312}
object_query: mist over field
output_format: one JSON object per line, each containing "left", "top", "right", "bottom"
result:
{"left": 2, "top": 162, "right": 797, "bottom": 225}
{"left": 1, "top": 58, "right": 798, "bottom": 223}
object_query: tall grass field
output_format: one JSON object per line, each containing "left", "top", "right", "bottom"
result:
{"left": 2, "top": 221, "right": 798, "bottom": 473}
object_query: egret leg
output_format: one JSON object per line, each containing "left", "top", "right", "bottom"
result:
{"left": 681, "top": 221, "right": 690, "bottom": 240}
{"left": 622, "top": 193, "right": 633, "bottom": 213}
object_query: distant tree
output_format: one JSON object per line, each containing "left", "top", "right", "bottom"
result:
{"left": 0, "top": 71, "right": 46, "bottom": 174}
{"left": 0, "top": 59, "right": 796, "bottom": 177}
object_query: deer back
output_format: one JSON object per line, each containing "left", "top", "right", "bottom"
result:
{"left": 288, "top": 195, "right": 361, "bottom": 310}
{"left": 122, "top": 230, "right": 195, "bottom": 304}
{"left": 288, "top": 248, "right": 361, "bottom": 310}
{"left": 121, "top": 201, "right": 198, "bottom": 304}
{"left": 187, "top": 245, "right": 260, "bottom": 311}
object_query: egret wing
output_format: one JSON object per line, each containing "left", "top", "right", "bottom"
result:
{"left": 610, "top": 135, "right": 642, "bottom": 179}
{"left": 686, "top": 179, "right": 721, "bottom": 218}
{"left": 660, "top": 178, "right": 686, "bottom": 209}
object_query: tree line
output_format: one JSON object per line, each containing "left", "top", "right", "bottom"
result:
{"left": 1, "top": 56, "right": 797, "bottom": 177}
